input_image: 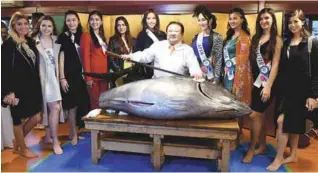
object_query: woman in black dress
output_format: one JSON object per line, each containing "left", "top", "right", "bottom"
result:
{"left": 127, "top": 9, "right": 166, "bottom": 82}
{"left": 1, "top": 12, "right": 42, "bottom": 158}
{"left": 58, "top": 10, "right": 90, "bottom": 145}
{"left": 242, "top": 8, "right": 283, "bottom": 163}
{"left": 108, "top": 16, "right": 135, "bottom": 87}
{"left": 267, "top": 9, "right": 318, "bottom": 171}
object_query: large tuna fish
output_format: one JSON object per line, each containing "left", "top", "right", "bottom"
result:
{"left": 99, "top": 77, "right": 252, "bottom": 120}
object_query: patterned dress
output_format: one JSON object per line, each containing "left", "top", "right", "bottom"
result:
{"left": 191, "top": 32, "right": 223, "bottom": 82}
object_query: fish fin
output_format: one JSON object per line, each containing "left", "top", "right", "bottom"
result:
{"left": 128, "top": 100, "right": 154, "bottom": 107}
{"left": 86, "top": 109, "right": 102, "bottom": 118}
{"left": 108, "top": 98, "right": 127, "bottom": 104}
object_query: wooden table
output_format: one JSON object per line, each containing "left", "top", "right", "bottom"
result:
{"left": 83, "top": 114, "right": 239, "bottom": 172}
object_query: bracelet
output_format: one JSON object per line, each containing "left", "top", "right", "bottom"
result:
{"left": 60, "top": 78, "right": 66, "bottom": 81}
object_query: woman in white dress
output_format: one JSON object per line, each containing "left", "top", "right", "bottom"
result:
{"left": 31, "top": 15, "right": 64, "bottom": 155}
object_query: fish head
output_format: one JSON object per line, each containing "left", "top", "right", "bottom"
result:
{"left": 198, "top": 81, "right": 252, "bottom": 117}
{"left": 229, "top": 99, "right": 252, "bottom": 117}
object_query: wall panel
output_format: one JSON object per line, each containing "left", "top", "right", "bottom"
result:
{"left": 76, "top": 12, "right": 283, "bottom": 45}
{"left": 109, "top": 15, "right": 143, "bottom": 38}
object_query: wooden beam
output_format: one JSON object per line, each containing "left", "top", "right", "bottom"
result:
{"left": 258, "top": 0, "right": 265, "bottom": 12}
{"left": 1, "top": 1, "right": 260, "bottom": 17}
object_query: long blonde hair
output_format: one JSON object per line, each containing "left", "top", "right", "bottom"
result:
{"left": 9, "top": 11, "right": 29, "bottom": 36}
{"left": 8, "top": 11, "right": 36, "bottom": 60}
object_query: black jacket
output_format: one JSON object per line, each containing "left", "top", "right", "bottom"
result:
{"left": 107, "top": 35, "right": 135, "bottom": 72}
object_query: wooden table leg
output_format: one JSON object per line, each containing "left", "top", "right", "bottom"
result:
{"left": 151, "top": 134, "right": 163, "bottom": 170}
{"left": 221, "top": 139, "right": 230, "bottom": 172}
{"left": 91, "top": 130, "right": 100, "bottom": 164}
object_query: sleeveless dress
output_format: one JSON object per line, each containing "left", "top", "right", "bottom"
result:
{"left": 250, "top": 41, "right": 276, "bottom": 113}
{"left": 58, "top": 32, "right": 91, "bottom": 128}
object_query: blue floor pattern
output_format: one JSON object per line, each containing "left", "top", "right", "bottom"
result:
{"left": 28, "top": 133, "right": 288, "bottom": 172}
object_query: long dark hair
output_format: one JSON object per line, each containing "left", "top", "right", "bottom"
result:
{"left": 193, "top": 5, "right": 217, "bottom": 56}
{"left": 88, "top": 10, "right": 106, "bottom": 48}
{"left": 114, "top": 16, "right": 134, "bottom": 51}
{"left": 30, "top": 15, "right": 57, "bottom": 38}
{"left": 251, "top": 8, "right": 278, "bottom": 60}
{"left": 287, "top": 9, "right": 311, "bottom": 40}
{"left": 62, "top": 10, "right": 83, "bottom": 34}
{"left": 225, "top": 7, "right": 250, "bottom": 43}
{"left": 141, "top": 9, "right": 160, "bottom": 33}
{"left": 193, "top": 5, "right": 217, "bottom": 30}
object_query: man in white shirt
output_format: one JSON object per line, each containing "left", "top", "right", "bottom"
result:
{"left": 121, "top": 21, "right": 202, "bottom": 79}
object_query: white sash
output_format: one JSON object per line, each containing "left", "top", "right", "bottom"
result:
{"left": 67, "top": 32, "right": 81, "bottom": 58}
{"left": 121, "top": 37, "right": 132, "bottom": 68}
{"left": 253, "top": 44, "right": 271, "bottom": 88}
{"left": 146, "top": 29, "right": 159, "bottom": 43}
{"left": 44, "top": 48, "right": 56, "bottom": 68}
{"left": 95, "top": 32, "right": 107, "bottom": 55}
{"left": 65, "top": 32, "right": 84, "bottom": 78}
{"left": 196, "top": 33, "right": 214, "bottom": 80}
{"left": 121, "top": 37, "right": 130, "bottom": 53}
{"left": 223, "top": 42, "right": 236, "bottom": 80}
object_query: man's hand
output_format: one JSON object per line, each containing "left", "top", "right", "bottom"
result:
{"left": 212, "top": 81, "right": 219, "bottom": 85}
{"left": 121, "top": 54, "right": 132, "bottom": 61}
{"left": 191, "top": 73, "right": 204, "bottom": 82}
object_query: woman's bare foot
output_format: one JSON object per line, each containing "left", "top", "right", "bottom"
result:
{"left": 12, "top": 139, "right": 19, "bottom": 154}
{"left": 53, "top": 143, "right": 63, "bottom": 155}
{"left": 267, "top": 158, "right": 284, "bottom": 171}
{"left": 71, "top": 134, "right": 78, "bottom": 146}
{"left": 242, "top": 149, "right": 254, "bottom": 163}
{"left": 19, "top": 148, "right": 38, "bottom": 158}
{"left": 283, "top": 155, "right": 298, "bottom": 164}
{"left": 254, "top": 146, "right": 266, "bottom": 155}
